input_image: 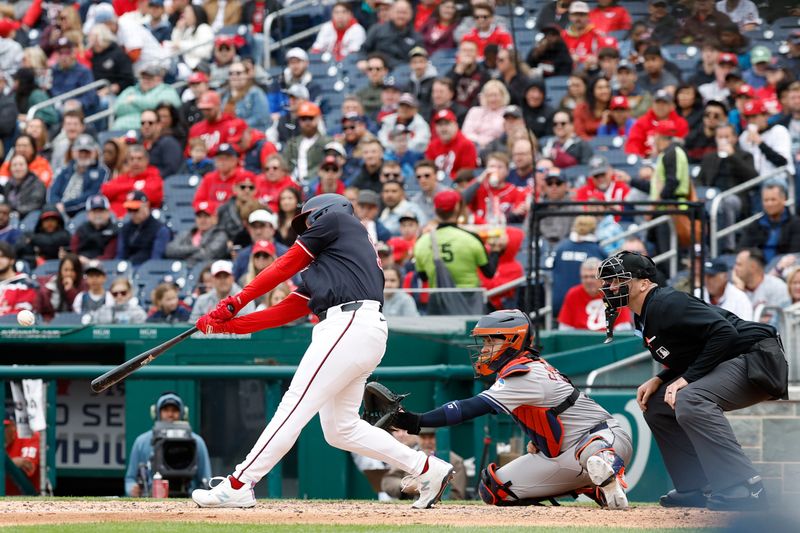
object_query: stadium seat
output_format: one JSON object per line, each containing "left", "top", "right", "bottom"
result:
{"left": 134, "top": 259, "right": 187, "bottom": 281}
{"left": 48, "top": 313, "right": 84, "bottom": 325}
{"left": 561, "top": 165, "right": 590, "bottom": 186}
{"left": 18, "top": 210, "right": 41, "bottom": 232}
{"left": 544, "top": 76, "right": 569, "bottom": 92}
{"left": 165, "top": 205, "right": 197, "bottom": 233}
{"left": 32, "top": 260, "right": 61, "bottom": 280}
{"left": 66, "top": 211, "right": 88, "bottom": 233}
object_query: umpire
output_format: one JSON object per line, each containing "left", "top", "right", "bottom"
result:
{"left": 596, "top": 251, "right": 788, "bottom": 511}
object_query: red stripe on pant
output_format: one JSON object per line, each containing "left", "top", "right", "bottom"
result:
{"left": 235, "top": 309, "right": 358, "bottom": 479}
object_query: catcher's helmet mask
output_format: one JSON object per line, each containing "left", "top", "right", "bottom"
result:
{"left": 468, "top": 309, "right": 537, "bottom": 377}
{"left": 596, "top": 251, "right": 658, "bottom": 312}
{"left": 291, "top": 193, "right": 355, "bottom": 235}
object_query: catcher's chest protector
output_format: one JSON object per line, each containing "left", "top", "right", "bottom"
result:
{"left": 497, "top": 358, "right": 580, "bottom": 458}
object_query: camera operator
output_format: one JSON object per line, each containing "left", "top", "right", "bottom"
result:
{"left": 124, "top": 392, "right": 211, "bottom": 497}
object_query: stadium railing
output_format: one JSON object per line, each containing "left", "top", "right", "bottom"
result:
{"left": 708, "top": 165, "right": 794, "bottom": 257}
{"left": 25, "top": 79, "right": 110, "bottom": 123}
{"left": 263, "top": 0, "right": 326, "bottom": 70}
{"left": 754, "top": 302, "right": 800, "bottom": 383}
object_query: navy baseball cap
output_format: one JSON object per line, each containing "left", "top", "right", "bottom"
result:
{"left": 215, "top": 143, "right": 238, "bottom": 157}
{"left": 704, "top": 258, "right": 729, "bottom": 275}
{"left": 86, "top": 194, "right": 110, "bottom": 211}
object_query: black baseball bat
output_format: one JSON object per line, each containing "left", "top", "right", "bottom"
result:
{"left": 90, "top": 305, "right": 234, "bottom": 393}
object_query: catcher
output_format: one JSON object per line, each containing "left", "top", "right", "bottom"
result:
{"left": 364, "top": 309, "right": 633, "bottom": 508}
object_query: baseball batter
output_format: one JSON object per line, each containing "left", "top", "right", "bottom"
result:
{"left": 192, "top": 194, "right": 454, "bottom": 508}
{"left": 391, "top": 310, "right": 633, "bottom": 509}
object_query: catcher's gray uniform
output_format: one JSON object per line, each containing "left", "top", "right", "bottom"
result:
{"left": 479, "top": 359, "right": 633, "bottom": 501}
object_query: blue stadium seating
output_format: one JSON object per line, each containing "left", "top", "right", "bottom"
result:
{"left": 32, "top": 260, "right": 61, "bottom": 280}
{"left": 18, "top": 210, "right": 41, "bottom": 232}
{"left": 48, "top": 313, "right": 84, "bottom": 325}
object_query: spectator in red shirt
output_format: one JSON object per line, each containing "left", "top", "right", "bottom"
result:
{"left": 193, "top": 143, "right": 255, "bottom": 214}
{"left": 425, "top": 109, "right": 479, "bottom": 178}
{"left": 100, "top": 145, "right": 164, "bottom": 217}
{"left": 0, "top": 242, "right": 38, "bottom": 317}
{"left": 463, "top": 152, "right": 527, "bottom": 223}
{"left": 186, "top": 91, "right": 241, "bottom": 157}
{"left": 414, "top": 0, "right": 438, "bottom": 31}
{"left": 625, "top": 89, "right": 689, "bottom": 157}
{"left": 574, "top": 155, "right": 631, "bottom": 220}
{"left": 574, "top": 75, "right": 612, "bottom": 139}
{"left": 257, "top": 154, "right": 300, "bottom": 213}
{"left": 589, "top": 0, "right": 632, "bottom": 33}
{"left": 460, "top": 3, "right": 512, "bottom": 60}
{"left": 4, "top": 417, "right": 41, "bottom": 496}
{"left": 557, "top": 257, "right": 633, "bottom": 331}
{"left": 561, "top": 1, "right": 604, "bottom": 68}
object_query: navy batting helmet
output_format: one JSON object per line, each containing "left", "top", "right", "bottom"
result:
{"left": 291, "top": 193, "right": 354, "bottom": 235}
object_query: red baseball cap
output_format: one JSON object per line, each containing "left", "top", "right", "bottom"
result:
{"left": 742, "top": 99, "right": 766, "bottom": 117}
{"left": 195, "top": 201, "right": 213, "bottom": 215}
{"left": 598, "top": 36, "right": 618, "bottom": 50}
{"left": 197, "top": 91, "right": 220, "bottom": 110}
{"left": 387, "top": 237, "right": 412, "bottom": 264}
{"left": 252, "top": 239, "right": 276, "bottom": 257}
{"left": 654, "top": 119, "right": 678, "bottom": 137}
{"left": 0, "top": 18, "right": 20, "bottom": 39}
{"left": 610, "top": 95, "right": 629, "bottom": 110}
{"left": 736, "top": 84, "right": 756, "bottom": 98}
{"left": 433, "top": 189, "right": 461, "bottom": 212}
{"left": 718, "top": 52, "right": 739, "bottom": 66}
{"left": 433, "top": 109, "right": 457, "bottom": 123}
{"left": 188, "top": 71, "right": 209, "bottom": 84}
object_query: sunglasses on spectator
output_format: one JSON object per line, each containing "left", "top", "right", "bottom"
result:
{"left": 416, "top": 173, "right": 434, "bottom": 179}
{"left": 382, "top": 172, "right": 401, "bottom": 178}
{"left": 141, "top": 120, "right": 157, "bottom": 125}
{"left": 253, "top": 253, "right": 272, "bottom": 259}
{"left": 298, "top": 116, "right": 315, "bottom": 122}
{"left": 545, "top": 178, "right": 565, "bottom": 185}
{"left": 111, "top": 290, "right": 128, "bottom": 297}
{"left": 536, "top": 167, "right": 551, "bottom": 173}
{"left": 474, "top": 14, "right": 491, "bottom": 19}
{"left": 238, "top": 184, "right": 256, "bottom": 190}
{"left": 342, "top": 125, "right": 357, "bottom": 131}
{"left": 218, "top": 45, "right": 233, "bottom": 51}
{"left": 704, "top": 112, "right": 724, "bottom": 118}
{"left": 266, "top": 165, "right": 282, "bottom": 171}
{"left": 553, "top": 121, "right": 569, "bottom": 126}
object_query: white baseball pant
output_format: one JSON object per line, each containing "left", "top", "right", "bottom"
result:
{"left": 233, "top": 301, "right": 428, "bottom": 484}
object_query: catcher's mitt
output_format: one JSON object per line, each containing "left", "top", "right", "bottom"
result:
{"left": 361, "top": 381, "right": 408, "bottom": 431}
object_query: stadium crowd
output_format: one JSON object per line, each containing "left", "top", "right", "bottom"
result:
{"left": 0, "top": 0, "right": 798, "bottom": 330}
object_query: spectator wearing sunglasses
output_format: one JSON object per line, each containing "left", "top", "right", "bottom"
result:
{"left": 256, "top": 154, "right": 301, "bottom": 214}
{"left": 90, "top": 277, "right": 147, "bottom": 324}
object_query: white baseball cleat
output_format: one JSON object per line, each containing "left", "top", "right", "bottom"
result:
{"left": 411, "top": 456, "right": 455, "bottom": 509}
{"left": 587, "top": 455, "right": 629, "bottom": 510}
{"left": 192, "top": 476, "right": 256, "bottom": 508}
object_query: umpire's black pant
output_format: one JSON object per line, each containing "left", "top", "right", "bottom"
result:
{"left": 643, "top": 340, "right": 778, "bottom": 493}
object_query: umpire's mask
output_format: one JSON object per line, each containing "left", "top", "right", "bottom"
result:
{"left": 596, "top": 251, "right": 657, "bottom": 312}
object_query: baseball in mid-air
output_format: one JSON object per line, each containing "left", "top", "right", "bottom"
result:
{"left": 17, "top": 310, "right": 36, "bottom": 327}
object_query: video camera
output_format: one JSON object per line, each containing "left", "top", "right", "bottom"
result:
{"left": 149, "top": 421, "right": 198, "bottom": 496}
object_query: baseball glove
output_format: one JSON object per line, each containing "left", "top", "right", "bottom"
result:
{"left": 361, "top": 381, "right": 408, "bottom": 431}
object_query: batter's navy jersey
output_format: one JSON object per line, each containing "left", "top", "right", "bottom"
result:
{"left": 295, "top": 211, "right": 385, "bottom": 315}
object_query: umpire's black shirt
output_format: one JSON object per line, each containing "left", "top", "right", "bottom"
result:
{"left": 634, "top": 287, "right": 775, "bottom": 383}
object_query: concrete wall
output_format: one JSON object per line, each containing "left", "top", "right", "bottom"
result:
{"left": 728, "top": 386, "right": 800, "bottom": 502}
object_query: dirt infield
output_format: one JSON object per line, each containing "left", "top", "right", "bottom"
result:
{"left": 0, "top": 499, "right": 733, "bottom": 529}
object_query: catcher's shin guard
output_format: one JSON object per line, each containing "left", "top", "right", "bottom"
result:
{"left": 478, "top": 463, "right": 562, "bottom": 506}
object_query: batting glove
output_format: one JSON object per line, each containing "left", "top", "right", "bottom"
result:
{"left": 196, "top": 315, "right": 232, "bottom": 334}
{"left": 207, "top": 296, "right": 240, "bottom": 321}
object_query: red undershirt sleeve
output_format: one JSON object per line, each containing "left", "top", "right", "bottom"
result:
{"left": 225, "top": 292, "right": 310, "bottom": 333}
{"left": 233, "top": 242, "right": 314, "bottom": 308}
